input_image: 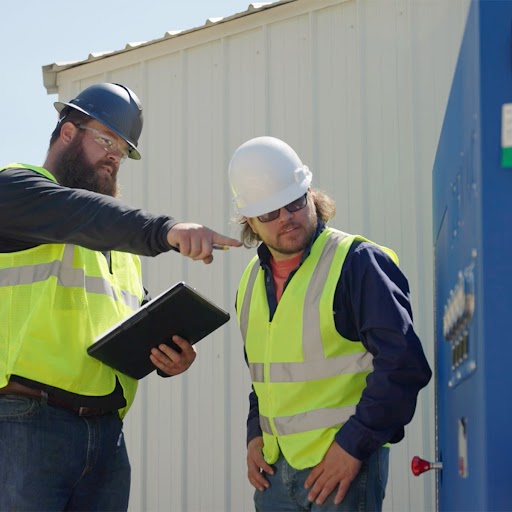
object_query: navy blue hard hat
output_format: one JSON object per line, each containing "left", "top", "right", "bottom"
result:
{"left": 54, "top": 83, "right": 144, "bottom": 160}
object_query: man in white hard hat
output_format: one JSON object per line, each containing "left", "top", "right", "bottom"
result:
{"left": 229, "top": 136, "right": 431, "bottom": 511}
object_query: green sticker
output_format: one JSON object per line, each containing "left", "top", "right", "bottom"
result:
{"left": 502, "top": 147, "right": 512, "bottom": 168}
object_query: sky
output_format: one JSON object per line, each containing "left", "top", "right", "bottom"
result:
{"left": 1, "top": 0, "right": 254, "bottom": 166}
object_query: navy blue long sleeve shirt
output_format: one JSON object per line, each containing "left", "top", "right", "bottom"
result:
{"left": 245, "top": 222, "right": 432, "bottom": 461}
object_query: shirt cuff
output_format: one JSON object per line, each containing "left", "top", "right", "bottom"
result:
{"left": 335, "top": 418, "right": 391, "bottom": 461}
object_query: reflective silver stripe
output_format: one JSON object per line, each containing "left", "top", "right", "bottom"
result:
{"left": 260, "top": 405, "right": 357, "bottom": 436}
{"left": 0, "top": 261, "right": 63, "bottom": 286}
{"left": 302, "top": 232, "right": 348, "bottom": 360}
{"left": 61, "top": 242, "right": 75, "bottom": 268}
{"left": 260, "top": 415, "right": 272, "bottom": 435}
{"left": 119, "top": 288, "right": 143, "bottom": 311}
{"left": 239, "top": 261, "right": 261, "bottom": 342}
{"left": 250, "top": 362, "right": 264, "bottom": 383}
{"left": 250, "top": 352, "right": 372, "bottom": 383}
{"left": 269, "top": 352, "right": 373, "bottom": 382}
{"left": 0, "top": 244, "right": 140, "bottom": 311}
{"left": 85, "top": 275, "right": 118, "bottom": 302}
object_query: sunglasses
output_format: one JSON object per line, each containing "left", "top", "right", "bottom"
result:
{"left": 257, "top": 193, "right": 308, "bottom": 223}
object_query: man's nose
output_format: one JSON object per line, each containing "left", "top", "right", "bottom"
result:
{"left": 106, "top": 151, "right": 122, "bottom": 164}
{"left": 279, "top": 208, "right": 294, "bottom": 221}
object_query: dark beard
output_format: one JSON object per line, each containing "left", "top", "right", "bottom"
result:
{"left": 53, "top": 133, "right": 118, "bottom": 197}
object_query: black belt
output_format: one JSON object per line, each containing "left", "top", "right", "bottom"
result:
{"left": 0, "top": 381, "right": 116, "bottom": 417}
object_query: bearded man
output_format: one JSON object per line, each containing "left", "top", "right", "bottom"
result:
{"left": 0, "top": 82, "right": 240, "bottom": 511}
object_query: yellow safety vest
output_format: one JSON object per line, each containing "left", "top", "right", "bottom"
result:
{"left": 0, "top": 163, "right": 144, "bottom": 418}
{"left": 236, "top": 228, "right": 398, "bottom": 469}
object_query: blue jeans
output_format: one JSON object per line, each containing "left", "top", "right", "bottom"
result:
{"left": 254, "top": 447, "right": 389, "bottom": 512}
{"left": 0, "top": 394, "right": 131, "bottom": 511}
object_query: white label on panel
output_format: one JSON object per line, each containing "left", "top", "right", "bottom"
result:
{"left": 501, "top": 104, "right": 512, "bottom": 148}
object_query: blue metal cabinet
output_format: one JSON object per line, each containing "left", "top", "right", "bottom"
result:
{"left": 433, "top": 1, "right": 512, "bottom": 510}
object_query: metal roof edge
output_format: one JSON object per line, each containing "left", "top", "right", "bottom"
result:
{"left": 42, "top": 1, "right": 294, "bottom": 95}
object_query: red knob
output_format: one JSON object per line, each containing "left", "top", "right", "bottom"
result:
{"left": 411, "top": 456, "right": 442, "bottom": 476}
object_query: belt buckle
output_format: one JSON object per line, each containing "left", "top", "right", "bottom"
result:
{"left": 78, "top": 406, "right": 90, "bottom": 417}
{"left": 78, "top": 406, "right": 109, "bottom": 417}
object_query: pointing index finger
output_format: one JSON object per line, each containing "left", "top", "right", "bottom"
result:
{"left": 212, "top": 234, "right": 242, "bottom": 248}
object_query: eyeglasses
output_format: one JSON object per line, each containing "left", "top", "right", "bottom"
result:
{"left": 257, "top": 193, "right": 308, "bottom": 223}
{"left": 76, "top": 125, "right": 129, "bottom": 160}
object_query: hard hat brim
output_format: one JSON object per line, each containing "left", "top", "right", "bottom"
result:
{"left": 236, "top": 173, "right": 312, "bottom": 218}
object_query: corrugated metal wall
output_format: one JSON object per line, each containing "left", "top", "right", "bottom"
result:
{"left": 50, "top": 1, "right": 470, "bottom": 510}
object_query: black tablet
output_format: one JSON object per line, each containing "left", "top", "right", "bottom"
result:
{"left": 87, "top": 281, "right": 230, "bottom": 379}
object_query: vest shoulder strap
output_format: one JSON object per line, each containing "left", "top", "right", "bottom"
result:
{"left": 0, "top": 163, "right": 57, "bottom": 183}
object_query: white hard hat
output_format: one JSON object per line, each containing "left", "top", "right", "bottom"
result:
{"left": 228, "top": 136, "right": 313, "bottom": 217}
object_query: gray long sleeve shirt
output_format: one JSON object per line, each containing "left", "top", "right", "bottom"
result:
{"left": 0, "top": 166, "right": 178, "bottom": 254}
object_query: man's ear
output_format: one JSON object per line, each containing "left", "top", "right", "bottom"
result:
{"left": 246, "top": 217, "right": 258, "bottom": 234}
{"left": 60, "top": 121, "right": 77, "bottom": 144}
